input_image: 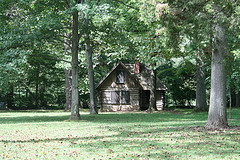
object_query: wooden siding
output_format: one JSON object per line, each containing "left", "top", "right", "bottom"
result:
{"left": 156, "top": 90, "right": 164, "bottom": 110}
{"left": 130, "top": 89, "right": 139, "bottom": 106}
{"left": 99, "top": 88, "right": 140, "bottom": 112}
{"left": 98, "top": 65, "right": 139, "bottom": 90}
{"left": 98, "top": 89, "right": 165, "bottom": 111}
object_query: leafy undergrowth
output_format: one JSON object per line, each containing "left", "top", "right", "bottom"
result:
{"left": 0, "top": 108, "right": 239, "bottom": 159}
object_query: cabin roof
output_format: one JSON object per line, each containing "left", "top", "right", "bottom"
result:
{"left": 124, "top": 63, "right": 167, "bottom": 90}
{"left": 96, "top": 62, "right": 167, "bottom": 90}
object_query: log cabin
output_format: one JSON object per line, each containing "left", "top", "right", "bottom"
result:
{"left": 96, "top": 62, "right": 167, "bottom": 112}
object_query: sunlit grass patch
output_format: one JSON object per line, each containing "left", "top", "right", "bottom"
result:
{"left": 0, "top": 108, "right": 239, "bottom": 159}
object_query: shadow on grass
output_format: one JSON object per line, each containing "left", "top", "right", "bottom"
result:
{"left": 0, "top": 135, "right": 106, "bottom": 143}
{"left": 0, "top": 109, "right": 239, "bottom": 159}
{"left": 0, "top": 115, "right": 70, "bottom": 124}
{"left": 0, "top": 110, "right": 208, "bottom": 124}
{"left": 1, "top": 109, "right": 238, "bottom": 127}
{"left": 1, "top": 123, "right": 239, "bottom": 159}
{"left": 0, "top": 110, "right": 65, "bottom": 113}
{"left": 82, "top": 112, "right": 208, "bottom": 124}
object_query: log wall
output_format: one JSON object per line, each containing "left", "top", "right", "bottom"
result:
{"left": 156, "top": 90, "right": 164, "bottom": 110}
{"left": 98, "top": 88, "right": 140, "bottom": 112}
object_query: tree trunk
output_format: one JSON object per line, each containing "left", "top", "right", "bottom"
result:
{"left": 196, "top": 54, "right": 208, "bottom": 111}
{"left": 70, "top": 9, "right": 80, "bottom": 120}
{"left": 64, "top": 30, "right": 72, "bottom": 111}
{"left": 81, "top": 0, "right": 98, "bottom": 114}
{"left": 83, "top": 15, "right": 98, "bottom": 114}
{"left": 149, "top": 69, "right": 157, "bottom": 111}
{"left": 229, "top": 83, "right": 232, "bottom": 119}
{"left": 236, "top": 92, "right": 240, "bottom": 107}
{"left": 35, "top": 64, "right": 40, "bottom": 109}
{"left": 6, "top": 84, "right": 14, "bottom": 109}
{"left": 65, "top": 69, "right": 72, "bottom": 111}
{"left": 206, "top": 20, "right": 228, "bottom": 129}
{"left": 85, "top": 35, "right": 98, "bottom": 114}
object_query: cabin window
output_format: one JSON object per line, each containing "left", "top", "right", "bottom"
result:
{"left": 121, "top": 91, "right": 130, "bottom": 104}
{"left": 111, "top": 91, "right": 130, "bottom": 104}
{"left": 116, "top": 70, "right": 124, "bottom": 84}
{"left": 111, "top": 91, "right": 120, "bottom": 104}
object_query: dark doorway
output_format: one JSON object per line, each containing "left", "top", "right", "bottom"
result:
{"left": 140, "top": 90, "right": 150, "bottom": 110}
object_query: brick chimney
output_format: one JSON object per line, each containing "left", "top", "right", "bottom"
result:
{"left": 134, "top": 61, "right": 140, "bottom": 74}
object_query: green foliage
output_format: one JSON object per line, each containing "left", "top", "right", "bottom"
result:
{"left": 0, "top": 48, "right": 65, "bottom": 109}
{"left": 158, "top": 59, "right": 196, "bottom": 106}
{"left": 227, "top": 52, "right": 240, "bottom": 103}
{"left": 0, "top": 49, "right": 30, "bottom": 92}
{"left": 0, "top": 0, "right": 239, "bottom": 111}
{"left": 0, "top": 0, "right": 69, "bottom": 109}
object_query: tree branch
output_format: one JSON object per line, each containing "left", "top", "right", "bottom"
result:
{"left": 30, "top": 54, "right": 71, "bottom": 63}
{"left": 64, "top": 0, "right": 71, "bottom": 9}
{"left": 112, "top": 0, "right": 139, "bottom": 10}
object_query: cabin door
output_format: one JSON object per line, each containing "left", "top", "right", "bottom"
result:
{"left": 140, "top": 90, "right": 150, "bottom": 110}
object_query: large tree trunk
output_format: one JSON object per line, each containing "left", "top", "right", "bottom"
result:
{"left": 149, "top": 69, "right": 157, "bottom": 111}
{"left": 82, "top": 0, "right": 98, "bottom": 114}
{"left": 196, "top": 54, "right": 208, "bottom": 111}
{"left": 206, "top": 20, "right": 228, "bottom": 129}
{"left": 70, "top": 9, "right": 80, "bottom": 120}
{"left": 85, "top": 35, "right": 98, "bottom": 114}
{"left": 63, "top": 0, "right": 72, "bottom": 112}
{"left": 64, "top": 31, "right": 72, "bottom": 111}
{"left": 82, "top": 14, "right": 98, "bottom": 114}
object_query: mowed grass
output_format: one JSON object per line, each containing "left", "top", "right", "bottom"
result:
{"left": 0, "top": 108, "right": 240, "bottom": 160}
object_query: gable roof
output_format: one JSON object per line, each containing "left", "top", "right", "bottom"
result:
{"left": 96, "top": 62, "right": 142, "bottom": 89}
{"left": 96, "top": 62, "right": 167, "bottom": 90}
{"left": 124, "top": 64, "right": 167, "bottom": 90}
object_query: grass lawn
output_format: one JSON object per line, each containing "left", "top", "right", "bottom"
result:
{"left": 0, "top": 108, "right": 239, "bottom": 160}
